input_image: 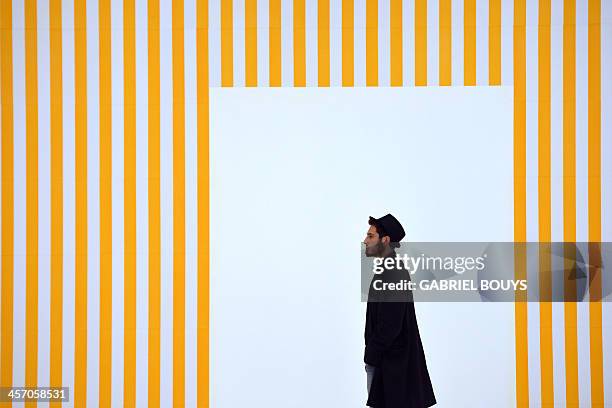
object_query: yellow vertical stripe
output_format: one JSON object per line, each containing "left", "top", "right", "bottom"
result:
{"left": 439, "top": 0, "right": 451, "bottom": 86}
{"left": 587, "top": 0, "right": 603, "bottom": 405}
{"left": 269, "top": 0, "right": 282, "bottom": 86}
{"left": 537, "top": 0, "right": 553, "bottom": 405}
{"left": 415, "top": 0, "right": 427, "bottom": 86}
{"left": 221, "top": 0, "right": 234, "bottom": 86}
{"left": 49, "top": 0, "right": 64, "bottom": 404}
{"left": 562, "top": 0, "right": 578, "bottom": 405}
{"left": 172, "top": 0, "right": 186, "bottom": 405}
{"left": 366, "top": 0, "right": 378, "bottom": 86}
{"left": 123, "top": 0, "right": 137, "bottom": 405}
{"left": 293, "top": 0, "right": 306, "bottom": 86}
{"left": 25, "top": 1, "right": 40, "bottom": 407}
{"left": 513, "top": 2, "right": 526, "bottom": 262}
{"left": 99, "top": 0, "right": 113, "bottom": 406}
{"left": 514, "top": 254, "right": 529, "bottom": 408}
{"left": 390, "top": 0, "right": 402, "bottom": 86}
{"left": 318, "top": 0, "right": 330, "bottom": 87}
{"left": 342, "top": 0, "right": 354, "bottom": 86}
{"left": 537, "top": 0, "right": 551, "bottom": 242}
{"left": 488, "top": 0, "right": 501, "bottom": 85}
{"left": 0, "top": 0, "right": 14, "bottom": 404}
{"left": 74, "top": 0, "right": 89, "bottom": 406}
{"left": 513, "top": 0, "right": 529, "bottom": 406}
{"left": 564, "top": 298, "right": 579, "bottom": 407}
{"left": 464, "top": 0, "right": 476, "bottom": 85}
{"left": 148, "top": 0, "right": 161, "bottom": 405}
{"left": 196, "top": 0, "right": 210, "bottom": 405}
{"left": 539, "top": 282, "right": 554, "bottom": 407}
{"left": 245, "top": 0, "right": 258, "bottom": 86}
{"left": 562, "top": 0, "right": 576, "bottom": 257}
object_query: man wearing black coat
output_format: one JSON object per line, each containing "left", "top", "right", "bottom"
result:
{"left": 363, "top": 214, "right": 436, "bottom": 408}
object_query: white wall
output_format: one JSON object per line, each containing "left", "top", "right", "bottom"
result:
{"left": 211, "top": 87, "right": 516, "bottom": 407}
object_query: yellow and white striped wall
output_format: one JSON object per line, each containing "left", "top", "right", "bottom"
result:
{"left": 0, "top": 0, "right": 611, "bottom": 406}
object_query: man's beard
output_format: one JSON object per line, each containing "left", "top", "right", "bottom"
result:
{"left": 365, "top": 241, "right": 385, "bottom": 257}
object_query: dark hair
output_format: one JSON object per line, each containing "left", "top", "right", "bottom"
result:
{"left": 368, "top": 217, "right": 400, "bottom": 248}
{"left": 368, "top": 217, "right": 387, "bottom": 239}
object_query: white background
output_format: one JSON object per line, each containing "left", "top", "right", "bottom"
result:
{"left": 210, "top": 87, "right": 516, "bottom": 407}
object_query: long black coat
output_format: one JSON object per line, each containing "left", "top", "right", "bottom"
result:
{"left": 364, "top": 255, "right": 436, "bottom": 408}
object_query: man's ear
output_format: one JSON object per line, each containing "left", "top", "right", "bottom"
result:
{"left": 381, "top": 236, "right": 390, "bottom": 245}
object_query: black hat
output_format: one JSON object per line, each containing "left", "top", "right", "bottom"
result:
{"left": 368, "top": 214, "right": 406, "bottom": 242}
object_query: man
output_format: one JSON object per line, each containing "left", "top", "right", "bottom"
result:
{"left": 363, "top": 214, "right": 436, "bottom": 408}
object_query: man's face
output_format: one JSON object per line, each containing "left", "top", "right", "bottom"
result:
{"left": 363, "top": 225, "right": 386, "bottom": 257}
